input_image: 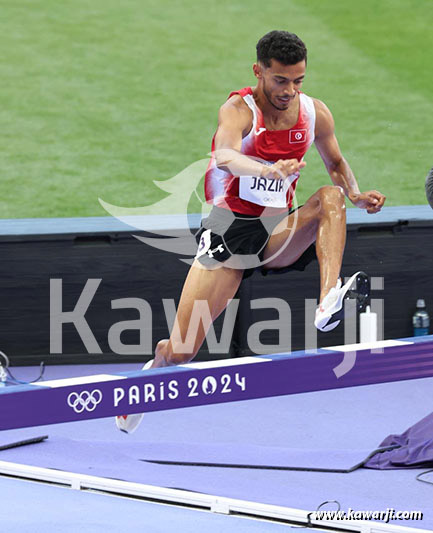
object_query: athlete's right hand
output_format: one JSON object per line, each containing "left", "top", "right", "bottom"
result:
{"left": 261, "top": 159, "right": 306, "bottom": 180}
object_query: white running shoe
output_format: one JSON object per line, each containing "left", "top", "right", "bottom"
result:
{"left": 115, "top": 359, "right": 154, "bottom": 434}
{"left": 314, "top": 271, "right": 369, "bottom": 332}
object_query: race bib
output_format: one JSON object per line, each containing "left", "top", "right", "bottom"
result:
{"left": 239, "top": 172, "right": 299, "bottom": 208}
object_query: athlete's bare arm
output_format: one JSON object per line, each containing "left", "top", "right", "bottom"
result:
{"left": 214, "top": 95, "right": 306, "bottom": 180}
{"left": 313, "top": 99, "right": 386, "bottom": 214}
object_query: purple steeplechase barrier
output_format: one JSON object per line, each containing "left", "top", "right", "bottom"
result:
{"left": 0, "top": 336, "right": 432, "bottom": 431}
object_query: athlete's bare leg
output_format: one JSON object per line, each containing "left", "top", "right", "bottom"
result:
{"left": 115, "top": 185, "right": 346, "bottom": 433}
{"left": 263, "top": 185, "right": 346, "bottom": 302}
{"left": 151, "top": 185, "right": 344, "bottom": 369}
{"left": 152, "top": 261, "right": 244, "bottom": 368}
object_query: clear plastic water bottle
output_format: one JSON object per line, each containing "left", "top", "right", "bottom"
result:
{"left": 412, "top": 299, "right": 430, "bottom": 336}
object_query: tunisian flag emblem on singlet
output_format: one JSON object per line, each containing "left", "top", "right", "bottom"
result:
{"left": 289, "top": 129, "right": 307, "bottom": 143}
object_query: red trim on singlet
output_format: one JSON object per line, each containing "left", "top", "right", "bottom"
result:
{"left": 204, "top": 87, "right": 314, "bottom": 216}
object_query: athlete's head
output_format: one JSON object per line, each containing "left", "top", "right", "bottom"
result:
{"left": 254, "top": 31, "right": 307, "bottom": 111}
{"left": 256, "top": 31, "right": 307, "bottom": 67}
{"left": 426, "top": 168, "right": 433, "bottom": 209}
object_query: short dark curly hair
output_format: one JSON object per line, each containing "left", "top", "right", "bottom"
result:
{"left": 426, "top": 168, "right": 433, "bottom": 209}
{"left": 256, "top": 30, "right": 307, "bottom": 67}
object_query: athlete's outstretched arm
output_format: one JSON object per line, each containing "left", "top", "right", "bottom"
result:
{"left": 314, "top": 99, "right": 386, "bottom": 214}
{"left": 214, "top": 96, "right": 305, "bottom": 180}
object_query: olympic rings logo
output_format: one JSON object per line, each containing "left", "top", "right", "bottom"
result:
{"left": 67, "top": 389, "right": 103, "bottom": 414}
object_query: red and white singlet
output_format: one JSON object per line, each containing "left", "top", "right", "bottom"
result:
{"left": 204, "top": 86, "right": 316, "bottom": 216}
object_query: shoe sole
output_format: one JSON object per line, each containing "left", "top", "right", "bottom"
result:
{"left": 321, "top": 271, "right": 370, "bottom": 330}
{"left": 115, "top": 359, "right": 154, "bottom": 433}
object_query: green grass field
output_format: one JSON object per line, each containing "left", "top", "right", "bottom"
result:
{"left": 1, "top": 0, "right": 432, "bottom": 218}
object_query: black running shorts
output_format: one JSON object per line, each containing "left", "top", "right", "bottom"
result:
{"left": 195, "top": 206, "right": 316, "bottom": 279}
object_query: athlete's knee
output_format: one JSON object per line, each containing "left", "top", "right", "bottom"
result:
{"left": 170, "top": 338, "right": 198, "bottom": 365}
{"left": 316, "top": 185, "right": 345, "bottom": 215}
{"left": 317, "top": 185, "right": 345, "bottom": 203}
{"left": 155, "top": 338, "right": 196, "bottom": 366}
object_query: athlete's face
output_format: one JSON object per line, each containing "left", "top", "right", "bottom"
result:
{"left": 254, "top": 59, "right": 306, "bottom": 111}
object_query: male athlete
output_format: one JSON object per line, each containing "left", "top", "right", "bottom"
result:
{"left": 426, "top": 168, "right": 433, "bottom": 209}
{"left": 117, "top": 30, "right": 386, "bottom": 433}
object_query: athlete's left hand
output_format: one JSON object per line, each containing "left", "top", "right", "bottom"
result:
{"left": 349, "top": 190, "right": 386, "bottom": 214}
